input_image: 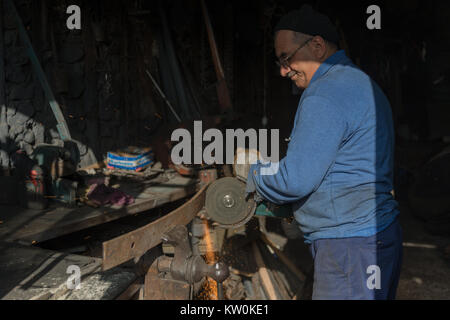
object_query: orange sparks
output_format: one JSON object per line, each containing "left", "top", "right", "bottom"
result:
{"left": 201, "top": 219, "right": 218, "bottom": 300}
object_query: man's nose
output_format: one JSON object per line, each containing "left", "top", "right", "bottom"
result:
{"left": 279, "top": 65, "right": 291, "bottom": 77}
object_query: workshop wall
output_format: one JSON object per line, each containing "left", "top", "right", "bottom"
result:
{"left": 1, "top": 0, "right": 133, "bottom": 169}
{"left": 2, "top": 0, "right": 450, "bottom": 172}
{"left": 0, "top": 0, "right": 182, "bottom": 170}
{"left": 0, "top": 0, "right": 240, "bottom": 171}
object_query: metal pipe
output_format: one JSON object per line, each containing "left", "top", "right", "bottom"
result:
{"left": 145, "top": 70, "right": 182, "bottom": 123}
{"left": 217, "top": 282, "right": 224, "bottom": 300}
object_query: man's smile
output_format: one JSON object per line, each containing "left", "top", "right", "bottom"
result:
{"left": 287, "top": 70, "right": 298, "bottom": 80}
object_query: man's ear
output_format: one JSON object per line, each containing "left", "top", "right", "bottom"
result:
{"left": 312, "top": 36, "right": 327, "bottom": 60}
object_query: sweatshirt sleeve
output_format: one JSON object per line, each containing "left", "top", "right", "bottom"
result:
{"left": 249, "top": 95, "right": 348, "bottom": 204}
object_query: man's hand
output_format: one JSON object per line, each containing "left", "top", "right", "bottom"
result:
{"left": 233, "top": 147, "right": 260, "bottom": 182}
{"left": 233, "top": 148, "right": 264, "bottom": 203}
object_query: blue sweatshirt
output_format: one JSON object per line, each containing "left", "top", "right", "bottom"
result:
{"left": 249, "top": 50, "right": 399, "bottom": 243}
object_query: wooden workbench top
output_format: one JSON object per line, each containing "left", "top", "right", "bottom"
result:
{"left": 0, "top": 174, "right": 198, "bottom": 244}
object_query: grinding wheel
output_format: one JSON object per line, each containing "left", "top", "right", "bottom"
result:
{"left": 205, "top": 177, "right": 256, "bottom": 228}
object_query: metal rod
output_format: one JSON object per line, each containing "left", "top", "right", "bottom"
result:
{"left": 145, "top": 69, "right": 182, "bottom": 123}
{"left": 217, "top": 282, "right": 224, "bottom": 300}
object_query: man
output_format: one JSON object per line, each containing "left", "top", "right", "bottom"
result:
{"left": 246, "top": 5, "right": 403, "bottom": 300}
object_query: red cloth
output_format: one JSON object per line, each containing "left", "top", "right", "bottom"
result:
{"left": 87, "top": 184, "right": 134, "bottom": 206}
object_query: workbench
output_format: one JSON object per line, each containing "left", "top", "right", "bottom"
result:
{"left": 0, "top": 173, "right": 199, "bottom": 300}
{"left": 0, "top": 174, "right": 197, "bottom": 244}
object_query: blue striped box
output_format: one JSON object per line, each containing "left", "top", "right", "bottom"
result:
{"left": 107, "top": 147, "right": 155, "bottom": 172}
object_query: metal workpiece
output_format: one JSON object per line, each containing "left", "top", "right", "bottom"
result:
{"left": 102, "top": 183, "right": 208, "bottom": 271}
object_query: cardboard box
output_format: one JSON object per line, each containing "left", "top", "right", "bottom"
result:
{"left": 107, "top": 147, "right": 154, "bottom": 172}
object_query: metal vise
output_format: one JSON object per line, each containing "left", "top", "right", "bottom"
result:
{"left": 144, "top": 225, "right": 229, "bottom": 300}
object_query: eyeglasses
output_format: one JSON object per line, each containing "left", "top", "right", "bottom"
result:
{"left": 275, "top": 37, "right": 313, "bottom": 69}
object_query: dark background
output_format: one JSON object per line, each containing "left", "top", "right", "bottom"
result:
{"left": 0, "top": 0, "right": 449, "bottom": 173}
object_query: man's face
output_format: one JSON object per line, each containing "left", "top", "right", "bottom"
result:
{"left": 274, "top": 30, "right": 323, "bottom": 89}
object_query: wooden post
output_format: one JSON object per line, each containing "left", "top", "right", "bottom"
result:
{"left": 200, "top": 0, "right": 233, "bottom": 114}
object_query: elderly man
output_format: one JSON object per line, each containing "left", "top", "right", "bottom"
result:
{"left": 246, "top": 5, "right": 403, "bottom": 300}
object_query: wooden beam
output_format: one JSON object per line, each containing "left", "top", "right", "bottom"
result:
{"left": 260, "top": 232, "right": 306, "bottom": 282}
{"left": 115, "top": 280, "right": 143, "bottom": 300}
{"left": 251, "top": 241, "right": 277, "bottom": 300}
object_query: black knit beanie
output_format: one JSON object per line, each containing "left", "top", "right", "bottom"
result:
{"left": 274, "top": 4, "right": 340, "bottom": 45}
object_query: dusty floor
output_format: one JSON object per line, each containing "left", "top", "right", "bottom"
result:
{"left": 396, "top": 200, "right": 450, "bottom": 299}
